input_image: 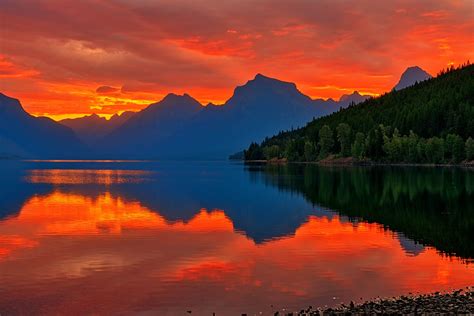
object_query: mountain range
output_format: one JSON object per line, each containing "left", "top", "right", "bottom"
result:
{"left": 99, "top": 74, "right": 353, "bottom": 158}
{"left": 0, "top": 66, "right": 431, "bottom": 159}
{"left": 60, "top": 112, "right": 134, "bottom": 145}
{"left": 0, "top": 93, "right": 85, "bottom": 158}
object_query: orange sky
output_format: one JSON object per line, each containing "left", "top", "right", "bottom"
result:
{"left": 0, "top": 0, "right": 473, "bottom": 120}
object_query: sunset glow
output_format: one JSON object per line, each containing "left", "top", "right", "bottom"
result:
{"left": 0, "top": 0, "right": 472, "bottom": 119}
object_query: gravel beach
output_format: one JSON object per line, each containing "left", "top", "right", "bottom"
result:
{"left": 273, "top": 287, "right": 474, "bottom": 315}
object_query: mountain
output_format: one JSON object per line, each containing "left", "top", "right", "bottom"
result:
{"left": 244, "top": 64, "right": 474, "bottom": 163}
{"left": 393, "top": 66, "right": 432, "bottom": 90}
{"left": 60, "top": 111, "right": 135, "bottom": 145}
{"left": 0, "top": 135, "right": 27, "bottom": 158}
{"left": 98, "top": 74, "right": 345, "bottom": 159}
{"left": 338, "top": 91, "right": 371, "bottom": 107}
{"left": 109, "top": 111, "right": 135, "bottom": 126}
{"left": 100, "top": 93, "right": 203, "bottom": 157}
{"left": 0, "top": 93, "right": 86, "bottom": 158}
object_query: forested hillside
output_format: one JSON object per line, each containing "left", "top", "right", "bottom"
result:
{"left": 245, "top": 63, "right": 474, "bottom": 164}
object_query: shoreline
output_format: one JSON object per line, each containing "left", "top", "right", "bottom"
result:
{"left": 244, "top": 157, "right": 474, "bottom": 168}
{"left": 2, "top": 156, "right": 473, "bottom": 168}
{"left": 268, "top": 287, "right": 474, "bottom": 315}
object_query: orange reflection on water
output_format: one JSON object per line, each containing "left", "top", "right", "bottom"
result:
{"left": 0, "top": 191, "right": 473, "bottom": 315}
{"left": 25, "top": 160, "right": 148, "bottom": 163}
{"left": 0, "top": 236, "right": 38, "bottom": 258}
{"left": 17, "top": 192, "right": 167, "bottom": 235}
{"left": 0, "top": 192, "right": 235, "bottom": 240}
{"left": 26, "top": 169, "right": 153, "bottom": 184}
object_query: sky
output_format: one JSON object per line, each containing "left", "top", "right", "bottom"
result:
{"left": 0, "top": 0, "right": 473, "bottom": 120}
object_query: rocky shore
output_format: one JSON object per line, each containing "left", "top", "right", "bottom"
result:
{"left": 275, "top": 287, "right": 474, "bottom": 315}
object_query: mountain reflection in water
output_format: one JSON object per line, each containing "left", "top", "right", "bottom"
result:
{"left": 0, "top": 161, "right": 472, "bottom": 315}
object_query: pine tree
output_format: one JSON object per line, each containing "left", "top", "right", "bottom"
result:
{"left": 304, "top": 141, "right": 316, "bottom": 161}
{"left": 466, "top": 137, "right": 474, "bottom": 161}
{"left": 336, "top": 123, "right": 352, "bottom": 157}
{"left": 318, "top": 125, "right": 334, "bottom": 159}
{"left": 445, "top": 134, "right": 464, "bottom": 163}
{"left": 351, "top": 132, "right": 366, "bottom": 159}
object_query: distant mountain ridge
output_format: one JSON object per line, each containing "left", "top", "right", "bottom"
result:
{"left": 97, "top": 73, "right": 361, "bottom": 159}
{"left": 60, "top": 111, "right": 135, "bottom": 145}
{"left": 393, "top": 66, "right": 432, "bottom": 90}
{"left": 338, "top": 91, "right": 371, "bottom": 107}
{"left": 1, "top": 66, "right": 430, "bottom": 159}
{"left": 0, "top": 93, "right": 86, "bottom": 158}
{"left": 100, "top": 93, "right": 203, "bottom": 157}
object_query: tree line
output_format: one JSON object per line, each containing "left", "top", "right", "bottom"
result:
{"left": 245, "top": 62, "right": 474, "bottom": 164}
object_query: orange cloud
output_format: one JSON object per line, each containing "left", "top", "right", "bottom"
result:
{"left": 0, "top": 0, "right": 472, "bottom": 119}
{"left": 0, "top": 55, "right": 39, "bottom": 79}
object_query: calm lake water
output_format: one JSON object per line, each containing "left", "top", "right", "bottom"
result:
{"left": 0, "top": 160, "right": 473, "bottom": 315}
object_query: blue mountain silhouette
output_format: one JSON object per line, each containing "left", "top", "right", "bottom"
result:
{"left": 60, "top": 111, "right": 135, "bottom": 145}
{"left": 393, "top": 66, "right": 432, "bottom": 90}
{"left": 5, "top": 67, "right": 432, "bottom": 159}
{"left": 96, "top": 74, "right": 360, "bottom": 159}
{"left": 0, "top": 93, "right": 86, "bottom": 158}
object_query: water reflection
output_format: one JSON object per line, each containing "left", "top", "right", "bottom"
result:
{"left": 0, "top": 163, "right": 473, "bottom": 315}
{"left": 26, "top": 169, "right": 154, "bottom": 184}
{"left": 248, "top": 164, "right": 474, "bottom": 259}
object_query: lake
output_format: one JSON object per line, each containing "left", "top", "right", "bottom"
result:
{"left": 0, "top": 160, "right": 473, "bottom": 315}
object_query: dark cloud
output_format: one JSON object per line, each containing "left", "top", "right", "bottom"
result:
{"left": 96, "top": 86, "right": 120, "bottom": 94}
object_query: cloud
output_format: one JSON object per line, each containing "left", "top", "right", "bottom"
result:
{"left": 0, "top": 0, "right": 472, "bottom": 117}
{"left": 96, "top": 86, "right": 120, "bottom": 94}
